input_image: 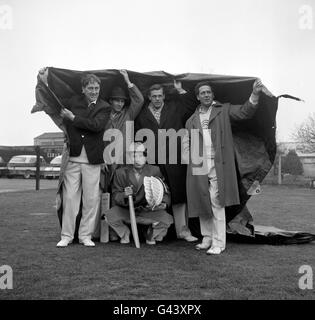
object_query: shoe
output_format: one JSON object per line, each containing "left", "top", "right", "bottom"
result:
{"left": 120, "top": 231, "right": 130, "bottom": 244}
{"left": 120, "top": 237, "right": 130, "bottom": 244}
{"left": 181, "top": 234, "right": 198, "bottom": 242}
{"left": 179, "top": 229, "right": 198, "bottom": 242}
{"left": 56, "top": 239, "right": 72, "bottom": 247}
{"left": 80, "top": 239, "right": 95, "bottom": 247}
{"left": 206, "top": 247, "right": 224, "bottom": 255}
{"left": 195, "top": 237, "right": 212, "bottom": 250}
{"left": 146, "top": 239, "right": 156, "bottom": 245}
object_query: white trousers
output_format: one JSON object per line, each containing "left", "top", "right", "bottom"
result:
{"left": 61, "top": 161, "right": 101, "bottom": 242}
{"left": 199, "top": 159, "right": 226, "bottom": 249}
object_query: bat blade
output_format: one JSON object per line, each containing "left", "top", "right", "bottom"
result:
{"left": 128, "top": 195, "right": 140, "bottom": 248}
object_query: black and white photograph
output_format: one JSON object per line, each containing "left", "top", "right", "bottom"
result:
{"left": 0, "top": 0, "right": 315, "bottom": 307}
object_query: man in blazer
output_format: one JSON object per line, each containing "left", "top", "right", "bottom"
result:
{"left": 105, "top": 142, "right": 173, "bottom": 245}
{"left": 56, "top": 73, "right": 110, "bottom": 247}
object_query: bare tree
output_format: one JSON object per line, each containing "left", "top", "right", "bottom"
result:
{"left": 292, "top": 113, "right": 315, "bottom": 153}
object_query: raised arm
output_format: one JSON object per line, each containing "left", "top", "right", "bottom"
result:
{"left": 120, "top": 70, "right": 144, "bottom": 119}
{"left": 229, "top": 79, "right": 272, "bottom": 121}
{"left": 173, "top": 80, "right": 198, "bottom": 120}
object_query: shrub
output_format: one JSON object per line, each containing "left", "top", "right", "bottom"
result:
{"left": 282, "top": 149, "right": 303, "bottom": 176}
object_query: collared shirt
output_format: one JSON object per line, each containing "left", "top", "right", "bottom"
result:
{"left": 133, "top": 168, "right": 143, "bottom": 183}
{"left": 88, "top": 100, "right": 97, "bottom": 108}
{"left": 148, "top": 103, "right": 164, "bottom": 124}
{"left": 199, "top": 101, "right": 216, "bottom": 160}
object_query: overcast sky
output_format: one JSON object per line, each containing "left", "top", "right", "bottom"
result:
{"left": 0, "top": 0, "right": 314, "bottom": 145}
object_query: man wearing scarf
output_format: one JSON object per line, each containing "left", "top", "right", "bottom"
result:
{"left": 135, "top": 82, "right": 198, "bottom": 242}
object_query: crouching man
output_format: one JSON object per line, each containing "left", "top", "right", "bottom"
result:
{"left": 105, "top": 142, "right": 173, "bottom": 245}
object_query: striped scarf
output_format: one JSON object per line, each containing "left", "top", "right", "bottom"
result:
{"left": 148, "top": 103, "right": 164, "bottom": 124}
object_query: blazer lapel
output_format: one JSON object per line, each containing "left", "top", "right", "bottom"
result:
{"left": 143, "top": 106, "right": 160, "bottom": 127}
{"left": 192, "top": 109, "right": 203, "bottom": 133}
{"left": 158, "top": 104, "right": 168, "bottom": 128}
{"left": 89, "top": 99, "right": 102, "bottom": 116}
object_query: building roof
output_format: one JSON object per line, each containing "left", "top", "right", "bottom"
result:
{"left": 297, "top": 152, "right": 315, "bottom": 158}
{"left": 34, "top": 132, "right": 64, "bottom": 139}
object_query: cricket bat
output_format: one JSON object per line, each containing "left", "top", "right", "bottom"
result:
{"left": 128, "top": 195, "right": 140, "bottom": 248}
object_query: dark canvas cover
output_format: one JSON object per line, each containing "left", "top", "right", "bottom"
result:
{"left": 32, "top": 67, "right": 285, "bottom": 240}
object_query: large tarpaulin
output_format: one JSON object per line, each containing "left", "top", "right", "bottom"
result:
{"left": 32, "top": 67, "right": 315, "bottom": 244}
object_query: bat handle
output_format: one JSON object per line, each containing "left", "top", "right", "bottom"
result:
{"left": 128, "top": 195, "right": 140, "bottom": 249}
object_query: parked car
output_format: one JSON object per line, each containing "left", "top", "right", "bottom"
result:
{"left": 43, "top": 155, "right": 62, "bottom": 179}
{"left": 7, "top": 155, "right": 46, "bottom": 179}
{"left": 0, "top": 156, "right": 8, "bottom": 177}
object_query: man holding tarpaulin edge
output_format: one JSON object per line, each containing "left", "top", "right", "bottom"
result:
{"left": 99, "top": 70, "right": 144, "bottom": 241}
{"left": 38, "top": 67, "right": 109, "bottom": 247}
{"left": 182, "top": 79, "right": 273, "bottom": 254}
{"left": 103, "top": 69, "right": 144, "bottom": 181}
{"left": 135, "top": 80, "right": 198, "bottom": 242}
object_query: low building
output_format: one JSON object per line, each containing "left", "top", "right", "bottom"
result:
{"left": 34, "top": 132, "right": 64, "bottom": 161}
{"left": 297, "top": 153, "right": 315, "bottom": 177}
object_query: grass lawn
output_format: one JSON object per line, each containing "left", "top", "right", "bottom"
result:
{"left": 0, "top": 185, "right": 315, "bottom": 300}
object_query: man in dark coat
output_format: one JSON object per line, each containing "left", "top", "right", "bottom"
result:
{"left": 54, "top": 73, "right": 109, "bottom": 247}
{"left": 135, "top": 82, "right": 198, "bottom": 242}
{"left": 183, "top": 79, "right": 271, "bottom": 254}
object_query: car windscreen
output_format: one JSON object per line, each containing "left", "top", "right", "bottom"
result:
{"left": 50, "top": 157, "right": 61, "bottom": 165}
{"left": 9, "top": 156, "right": 37, "bottom": 164}
{"left": 9, "top": 156, "right": 28, "bottom": 163}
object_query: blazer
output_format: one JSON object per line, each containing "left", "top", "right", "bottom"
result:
{"left": 63, "top": 95, "right": 110, "bottom": 164}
